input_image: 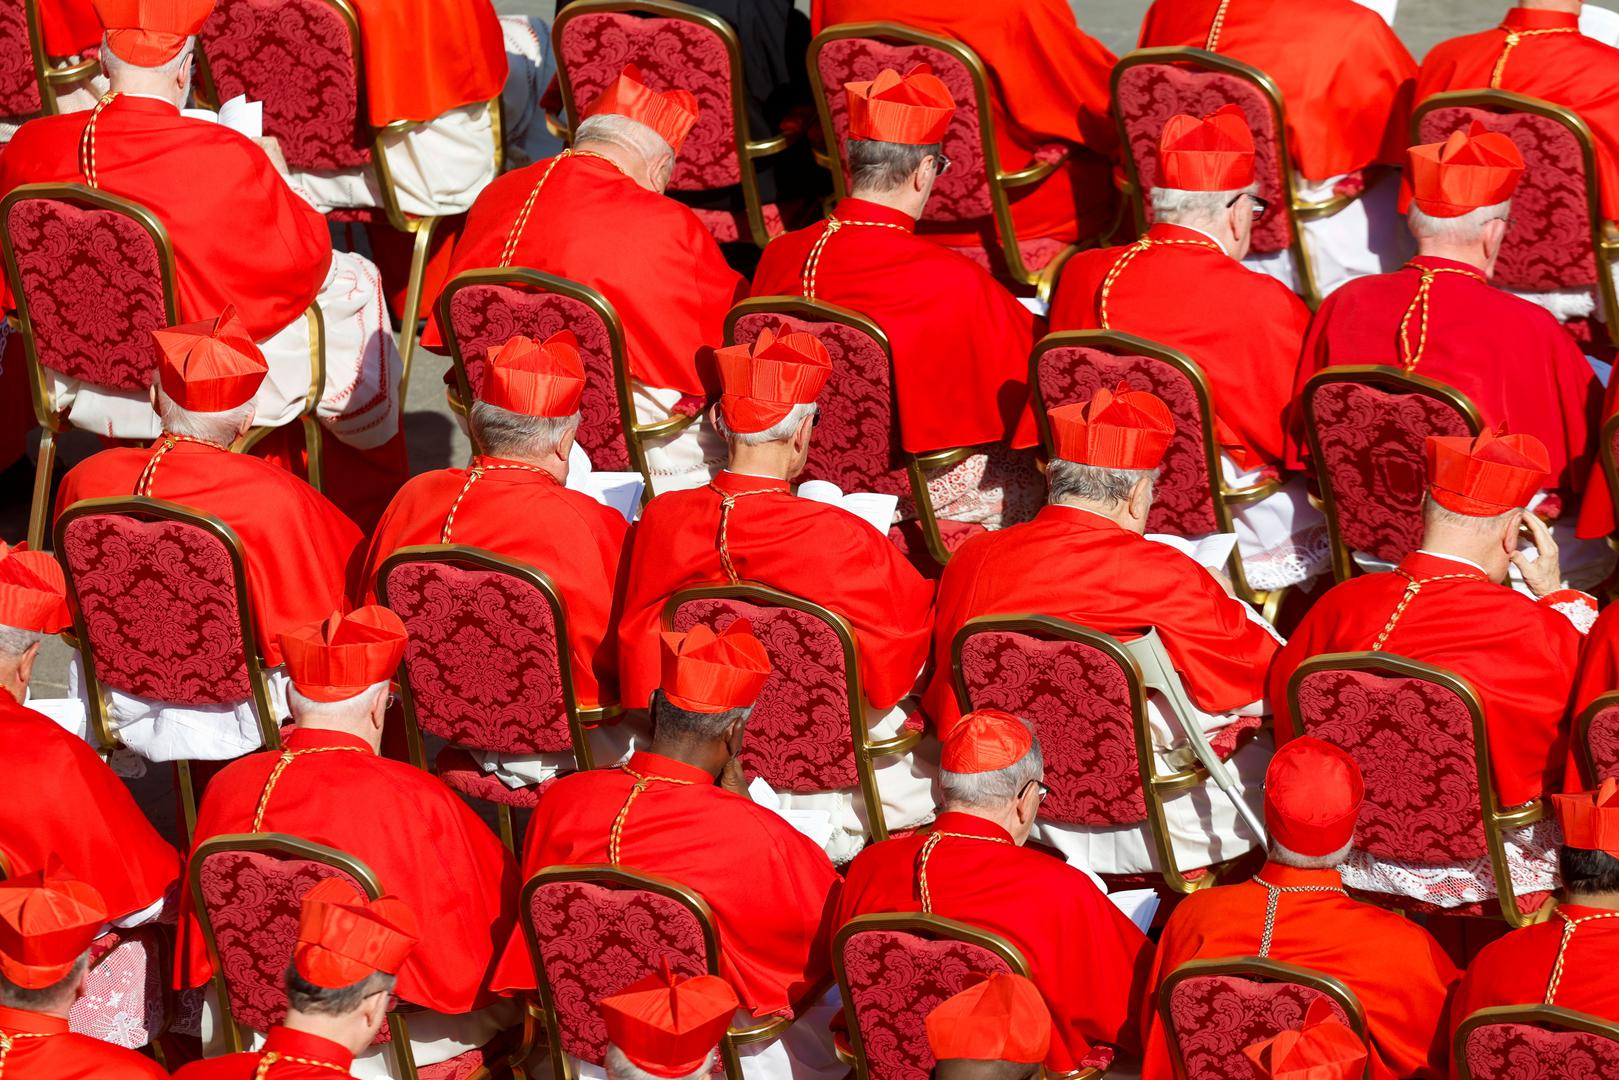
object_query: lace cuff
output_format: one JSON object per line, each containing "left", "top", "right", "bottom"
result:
{"left": 1541, "top": 589, "right": 1599, "bottom": 634}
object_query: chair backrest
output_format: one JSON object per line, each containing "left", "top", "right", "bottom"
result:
{"left": 197, "top": 0, "right": 370, "bottom": 171}
{"left": 1031, "top": 330, "right": 1224, "bottom": 537}
{"left": 438, "top": 268, "right": 637, "bottom": 474}
{"left": 1577, "top": 691, "right": 1619, "bottom": 788}
{"left": 522, "top": 865, "right": 718, "bottom": 1068}
{"left": 0, "top": 0, "right": 42, "bottom": 117}
{"left": 377, "top": 546, "right": 585, "bottom": 762}
{"left": 1112, "top": 49, "right": 1293, "bottom": 255}
{"left": 833, "top": 913, "right": 1028, "bottom": 1080}
{"left": 1456, "top": 1005, "right": 1619, "bottom": 1080}
{"left": 0, "top": 184, "right": 177, "bottom": 400}
{"left": 1302, "top": 366, "right": 1482, "bottom": 579}
{"left": 1161, "top": 958, "right": 1369, "bottom": 1080}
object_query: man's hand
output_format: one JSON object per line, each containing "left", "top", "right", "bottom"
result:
{"left": 718, "top": 756, "right": 749, "bottom": 797}
{"left": 1511, "top": 511, "right": 1564, "bottom": 598}
{"left": 253, "top": 135, "right": 290, "bottom": 176}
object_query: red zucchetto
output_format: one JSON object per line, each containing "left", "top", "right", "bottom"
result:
{"left": 0, "top": 542, "right": 69, "bottom": 634}
{"left": 941, "top": 710, "right": 1034, "bottom": 774}
{"left": 1424, "top": 428, "right": 1548, "bottom": 516}
{"left": 1243, "top": 998, "right": 1369, "bottom": 1080}
{"left": 1552, "top": 778, "right": 1619, "bottom": 860}
{"left": 479, "top": 331, "right": 586, "bottom": 418}
{"left": 1264, "top": 736, "right": 1363, "bottom": 858}
{"left": 152, "top": 304, "right": 267, "bottom": 413}
{"left": 601, "top": 963, "right": 740, "bottom": 1078}
{"left": 0, "top": 868, "right": 107, "bottom": 990}
{"left": 1048, "top": 384, "right": 1175, "bottom": 470}
{"left": 715, "top": 326, "right": 832, "bottom": 435}
{"left": 659, "top": 620, "right": 772, "bottom": 714}
{"left": 585, "top": 64, "right": 700, "bottom": 154}
{"left": 1408, "top": 122, "right": 1525, "bottom": 218}
{"left": 279, "top": 606, "right": 408, "bottom": 703}
{"left": 845, "top": 64, "right": 955, "bottom": 145}
{"left": 926, "top": 973, "right": 1053, "bottom": 1065}
{"left": 92, "top": 0, "right": 214, "bottom": 66}
{"left": 1159, "top": 104, "right": 1256, "bottom": 192}
{"left": 293, "top": 878, "right": 419, "bottom": 989}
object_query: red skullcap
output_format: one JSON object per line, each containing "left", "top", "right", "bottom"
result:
{"left": 1243, "top": 999, "right": 1369, "bottom": 1080}
{"left": 0, "top": 867, "right": 107, "bottom": 990}
{"left": 585, "top": 64, "right": 699, "bottom": 154}
{"left": 1264, "top": 737, "right": 1363, "bottom": 858}
{"left": 279, "top": 606, "right": 407, "bottom": 703}
{"left": 93, "top": 0, "right": 214, "bottom": 65}
{"left": 659, "top": 620, "right": 772, "bottom": 713}
{"left": 1552, "top": 778, "right": 1619, "bottom": 860}
{"left": 293, "top": 878, "right": 419, "bottom": 990}
{"left": 1408, "top": 122, "right": 1525, "bottom": 218}
{"left": 845, "top": 63, "right": 955, "bottom": 145}
{"left": 1048, "top": 383, "right": 1175, "bottom": 470}
{"left": 479, "top": 331, "right": 586, "bottom": 418}
{"left": 942, "top": 710, "right": 1034, "bottom": 774}
{"left": 601, "top": 962, "right": 739, "bottom": 1079}
{"left": 153, "top": 304, "right": 267, "bottom": 413}
{"left": 1424, "top": 427, "right": 1548, "bottom": 516}
{"left": 1159, "top": 105, "right": 1256, "bottom": 192}
{"left": 715, "top": 326, "right": 832, "bottom": 434}
{"left": 0, "top": 542, "right": 69, "bottom": 634}
{"left": 926, "top": 973, "right": 1053, "bottom": 1065}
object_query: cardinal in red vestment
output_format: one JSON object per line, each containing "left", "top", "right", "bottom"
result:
{"left": 1138, "top": 738, "right": 1458, "bottom": 1080}
{"left": 0, "top": 872, "right": 168, "bottom": 1080}
{"left": 813, "top": 0, "right": 1118, "bottom": 245}
{"left": 926, "top": 974, "right": 1054, "bottom": 1079}
{"left": 37, "top": 0, "right": 101, "bottom": 56}
{"left": 1243, "top": 1000, "right": 1373, "bottom": 1080}
{"left": 1573, "top": 604, "right": 1619, "bottom": 783}
{"left": 836, "top": 710, "right": 1154, "bottom": 1073}
{"left": 601, "top": 968, "right": 740, "bottom": 1080}
{"left": 178, "top": 607, "right": 522, "bottom": 1069}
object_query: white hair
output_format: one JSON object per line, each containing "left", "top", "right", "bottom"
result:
{"left": 1269, "top": 838, "right": 1354, "bottom": 871}
{"left": 1150, "top": 182, "right": 1256, "bottom": 231}
{"left": 1046, "top": 458, "right": 1157, "bottom": 508}
{"left": 940, "top": 741, "right": 1045, "bottom": 810}
{"left": 468, "top": 399, "right": 580, "bottom": 460}
{"left": 98, "top": 35, "right": 194, "bottom": 82}
{"left": 1422, "top": 494, "right": 1520, "bottom": 535}
{"left": 1408, "top": 200, "right": 1510, "bottom": 244}
{"left": 287, "top": 680, "right": 389, "bottom": 723}
{"left": 575, "top": 113, "right": 673, "bottom": 166}
{"left": 154, "top": 385, "right": 254, "bottom": 446}
{"left": 0, "top": 624, "right": 43, "bottom": 661}
{"left": 714, "top": 402, "right": 817, "bottom": 446}
{"left": 605, "top": 1045, "right": 712, "bottom": 1080}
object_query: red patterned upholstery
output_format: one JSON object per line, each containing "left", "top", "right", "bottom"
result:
{"left": 1308, "top": 379, "right": 1475, "bottom": 566}
{"left": 199, "top": 0, "right": 369, "bottom": 171}
{"left": 1166, "top": 974, "right": 1352, "bottom": 1080}
{"left": 692, "top": 204, "right": 786, "bottom": 244}
{"left": 60, "top": 513, "right": 252, "bottom": 705}
{"left": 383, "top": 559, "right": 572, "bottom": 756}
{"left": 1418, "top": 106, "right": 1596, "bottom": 293}
{"left": 1294, "top": 667, "right": 1487, "bottom": 863}
{"left": 528, "top": 878, "right": 709, "bottom": 1066}
{"left": 1036, "top": 345, "right": 1219, "bottom": 536}
{"left": 435, "top": 745, "right": 551, "bottom": 808}
{"left": 1463, "top": 1021, "right": 1619, "bottom": 1078}
{"left": 840, "top": 927, "right": 1016, "bottom": 1080}
{"left": 1114, "top": 61, "right": 1291, "bottom": 254}
{"left": 1586, "top": 702, "right": 1619, "bottom": 783}
{"left": 0, "top": 0, "right": 41, "bottom": 117}
{"left": 446, "top": 282, "right": 632, "bottom": 471}
{"left": 5, "top": 196, "right": 168, "bottom": 392}
{"left": 949, "top": 234, "right": 1072, "bottom": 277}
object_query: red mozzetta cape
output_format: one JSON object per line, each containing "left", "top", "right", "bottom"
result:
{"left": 54, "top": 441, "right": 361, "bottom": 669}
{"left": 171, "top": 1027, "right": 355, "bottom": 1080}
{"left": 178, "top": 728, "right": 520, "bottom": 1014}
{"left": 1137, "top": 0, "right": 1416, "bottom": 181}
{"left": 38, "top": 0, "right": 100, "bottom": 57}
{"left": 1289, "top": 256, "right": 1599, "bottom": 491}
{"left": 1269, "top": 552, "right": 1583, "bottom": 808}
{"left": 1418, "top": 8, "right": 1619, "bottom": 221}
{"left": 0, "top": 96, "right": 332, "bottom": 341}
{"left": 1574, "top": 602, "right": 1619, "bottom": 720}
{"left": 812, "top": 0, "right": 1118, "bottom": 243}
{"left": 0, "top": 1006, "right": 168, "bottom": 1080}
{"left": 751, "top": 198, "right": 1042, "bottom": 454}
{"left": 835, "top": 812, "right": 1154, "bottom": 1071}
{"left": 1139, "top": 863, "right": 1459, "bottom": 1080}
{"left": 924, "top": 505, "right": 1279, "bottom": 737}
{"left": 349, "top": 0, "right": 507, "bottom": 125}
{"left": 615, "top": 471, "right": 935, "bottom": 712}
{"left": 0, "top": 694, "right": 180, "bottom": 923}
{"left": 359, "top": 460, "right": 629, "bottom": 707}
{"left": 1050, "top": 222, "right": 1311, "bottom": 471}
{"left": 491, "top": 752, "right": 839, "bottom": 1017}
{"left": 425, "top": 154, "right": 746, "bottom": 395}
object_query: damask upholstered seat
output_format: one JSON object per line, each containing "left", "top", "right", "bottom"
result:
{"left": 1577, "top": 691, "right": 1619, "bottom": 788}
{"left": 0, "top": 0, "right": 100, "bottom": 123}
{"left": 1456, "top": 1007, "right": 1619, "bottom": 1080}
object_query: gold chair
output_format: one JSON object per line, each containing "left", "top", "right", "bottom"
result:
{"left": 1454, "top": 1004, "right": 1619, "bottom": 1080}
{"left": 14, "top": 0, "right": 101, "bottom": 117}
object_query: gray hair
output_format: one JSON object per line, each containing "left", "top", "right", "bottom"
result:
{"left": 651, "top": 690, "right": 752, "bottom": 742}
{"left": 468, "top": 399, "right": 581, "bottom": 460}
{"left": 0, "top": 624, "right": 43, "bottom": 662}
{"left": 154, "top": 386, "right": 254, "bottom": 446}
{"left": 99, "top": 35, "right": 194, "bottom": 82}
{"left": 1408, "top": 200, "right": 1510, "bottom": 244}
{"left": 0, "top": 954, "right": 87, "bottom": 1013}
{"left": 1422, "top": 495, "right": 1520, "bottom": 535}
{"left": 848, "top": 138, "right": 940, "bottom": 193}
{"left": 714, "top": 402, "right": 817, "bottom": 446}
{"left": 1269, "top": 838, "right": 1354, "bottom": 871}
{"left": 288, "top": 680, "right": 389, "bottom": 723}
{"left": 576, "top": 113, "right": 674, "bottom": 178}
{"left": 1046, "top": 458, "right": 1157, "bottom": 508}
{"left": 1150, "top": 183, "right": 1255, "bottom": 233}
{"left": 284, "top": 965, "right": 396, "bottom": 1017}
{"left": 940, "top": 741, "right": 1045, "bottom": 810}
{"left": 606, "top": 1045, "right": 712, "bottom": 1080}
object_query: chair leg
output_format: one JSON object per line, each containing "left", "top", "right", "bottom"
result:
{"left": 497, "top": 804, "right": 515, "bottom": 854}
{"left": 396, "top": 217, "right": 440, "bottom": 407}
{"left": 28, "top": 426, "right": 57, "bottom": 550}
{"left": 302, "top": 416, "right": 324, "bottom": 493}
{"left": 174, "top": 760, "right": 198, "bottom": 851}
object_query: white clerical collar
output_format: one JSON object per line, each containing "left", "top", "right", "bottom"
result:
{"left": 721, "top": 468, "right": 786, "bottom": 482}
{"left": 119, "top": 92, "right": 181, "bottom": 108}
{"left": 1415, "top": 549, "right": 1488, "bottom": 574}
{"left": 1171, "top": 221, "right": 1229, "bottom": 252}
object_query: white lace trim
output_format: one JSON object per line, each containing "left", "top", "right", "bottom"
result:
{"left": 1338, "top": 819, "right": 1561, "bottom": 908}
{"left": 1242, "top": 523, "right": 1334, "bottom": 592}
{"left": 1549, "top": 595, "right": 1600, "bottom": 635}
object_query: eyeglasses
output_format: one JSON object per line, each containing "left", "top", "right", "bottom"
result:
{"left": 1020, "top": 779, "right": 1050, "bottom": 804}
{"left": 1227, "top": 191, "right": 1270, "bottom": 218}
{"left": 932, "top": 152, "right": 952, "bottom": 175}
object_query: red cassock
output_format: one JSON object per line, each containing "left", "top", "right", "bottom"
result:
{"left": 0, "top": 694, "right": 180, "bottom": 923}
{"left": 812, "top": 0, "right": 1118, "bottom": 244}
{"left": 1574, "top": 602, "right": 1619, "bottom": 720}
{"left": 178, "top": 728, "right": 520, "bottom": 1014}
{"left": 171, "top": 1027, "right": 357, "bottom": 1080}
{"left": 834, "top": 811, "right": 1155, "bottom": 1071}
{"left": 1137, "top": 0, "right": 1416, "bottom": 182}
{"left": 358, "top": 460, "right": 629, "bottom": 707}
{"left": 348, "top": 0, "right": 507, "bottom": 126}
{"left": 54, "top": 442, "right": 361, "bottom": 669}
{"left": 1138, "top": 862, "right": 1459, "bottom": 1080}
{"left": 0, "top": 95, "right": 331, "bottom": 342}
{"left": 615, "top": 471, "right": 935, "bottom": 712}
{"left": 1417, "top": 8, "right": 1619, "bottom": 221}
{"left": 424, "top": 154, "right": 746, "bottom": 396}
{"left": 0, "top": 1006, "right": 168, "bottom": 1080}
{"left": 1269, "top": 552, "right": 1582, "bottom": 808}
{"left": 37, "top": 0, "right": 101, "bottom": 57}
{"left": 750, "top": 198, "right": 1041, "bottom": 454}
{"left": 1288, "top": 256, "right": 1599, "bottom": 491}
{"left": 923, "top": 505, "right": 1279, "bottom": 738}
{"left": 1049, "top": 222, "right": 1311, "bottom": 470}
{"left": 490, "top": 751, "right": 840, "bottom": 1018}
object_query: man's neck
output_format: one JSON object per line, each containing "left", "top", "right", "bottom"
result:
{"left": 939, "top": 802, "right": 1024, "bottom": 845}
{"left": 1052, "top": 497, "right": 1133, "bottom": 528}
{"left": 281, "top": 1008, "right": 369, "bottom": 1058}
{"left": 1519, "top": 0, "right": 1581, "bottom": 13}
{"left": 572, "top": 139, "right": 655, "bottom": 191}
{"left": 1416, "top": 239, "right": 1489, "bottom": 276}
{"left": 1159, "top": 217, "right": 1236, "bottom": 258}
{"left": 1567, "top": 890, "right": 1619, "bottom": 912}
{"left": 479, "top": 450, "right": 565, "bottom": 483}
{"left": 725, "top": 445, "right": 794, "bottom": 481}
{"left": 107, "top": 79, "right": 181, "bottom": 108}
{"left": 294, "top": 718, "right": 381, "bottom": 754}
{"left": 846, "top": 185, "right": 923, "bottom": 221}
{"left": 646, "top": 738, "right": 725, "bottom": 779}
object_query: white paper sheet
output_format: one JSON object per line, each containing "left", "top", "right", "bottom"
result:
{"left": 796, "top": 479, "right": 899, "bottom": 535}
{"left": 1145, "top": 531, "right": 1239, "bottom": 571}
{"left": 748, "top": 776, "right": 836, "bottom": 849}
{"left": 1347, "top": 0, "right": 1398, "bottom": 28}
{"left": 180, "top": 94, "right": 264, "bottom": 138}
{"left": 1582, "top": 4, "right": 1619, "bottom": 46}
{"left": 564, "top": 443, "right": 642, "bottom": 522}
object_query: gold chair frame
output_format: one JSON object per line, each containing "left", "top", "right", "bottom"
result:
{"left": 55, "top": 497, "right": 283, "bottom": 844}
{"left": 551, "top": 0, "right": 794, "bottom": 250}
{"left": 1454, "top": 1004, "right": 1619, "bottom": 1080}
{"left": 1030, "top": 329, "right": 1286, "bottom": 616}
{"left": 1574, "top": 689, "right": 1619, "bottom": 790}
{"left": 376, "top": 543, "right": 620, "bottom": 850}
{"left": 807, "top": 22, "right": 1081, "bottom": 300}
{"left": 1412, "top": 89, "right": 1619, "bottom": 348}
{"left": 18, "top": 0, "right": 101, "bottom": 116}
{"left": 661, "top": 581, "right": 920, "bottom": 843}
{"left": 1300, "top": 364, "right": 1484, "bottom": 584}
{"left": 1286, "top": 652, "right": 1546, "bottom": 927}
{"left": 1111, "top": 47, "right": 1363, "bottom": 309}
{"left": 1158, "top": 956, "right": 1371, "bottom": 1080}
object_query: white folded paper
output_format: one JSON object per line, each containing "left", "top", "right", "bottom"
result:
{"left": 796, "top": 479, "right": 899, "bottom": 536}
{"left": 181, "top": 94, "right": 264, "bottom": 139}
{"left": 1582, "top": 4, "right": 1619, "bottom": 46}
{"left": 565, "top": 442, "right": 643, "bottom": 522}
{"left": 748, "top": 776, "right": 837, "bottom": 849}
{"left": 1066, "top": 854, "right": 1162, "bottom": 932}
{"left": 1347, "top": 0, "right": 1398, "bottom": 28}
{"left": 1145, "top": 531, "right": 1239, "bottom": 571}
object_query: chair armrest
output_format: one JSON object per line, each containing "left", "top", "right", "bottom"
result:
{"left": 911, "top": 446, "right": 978, "bottom": 474}
{"left": 1001, "top": 146, "right": 1071, "bottom": 189}
{"left": 812, "top": 148, "right": 834, "bottom": 171}
{"left": 1150, "top": 762, "right": 1210, "bottom": 795}
{"left": 1292, "top": 191, "right": 1358, "bottom": 222}
{"left": 745, "top": 132, "right": 796, "bottom": 159}
{"left": 545, "top": 111, "right": 570, "bottom": 141}
{"left": 577, "top": 703, "right": 623, "bottom": 727}
{"left": 1602, "top": 221, "right": 1619, "bottom": 255}
{"left": 864, "top": 726, "right": 923, "bottom": 759}
{"left": 377, "top": 117, "right": 421, "bottom": 139}
{"left": 1495, "top": 798, "right": 1546, "bottom": 831}
{"left": 731, "top": 977, "right": 835, "bottom": 1053}
{"left": 1221, "top": 476, "right": 1285, "bottom": 506}
{"left": 634, "top": 412, "right": 698, "bottom": 440}
{"left": 44, "top": 56, "right": 99, "bottom": 84}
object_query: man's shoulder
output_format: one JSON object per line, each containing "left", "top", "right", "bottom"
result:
{"left": 58, "top": 1031, "right": 171, "bottom": 1076}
